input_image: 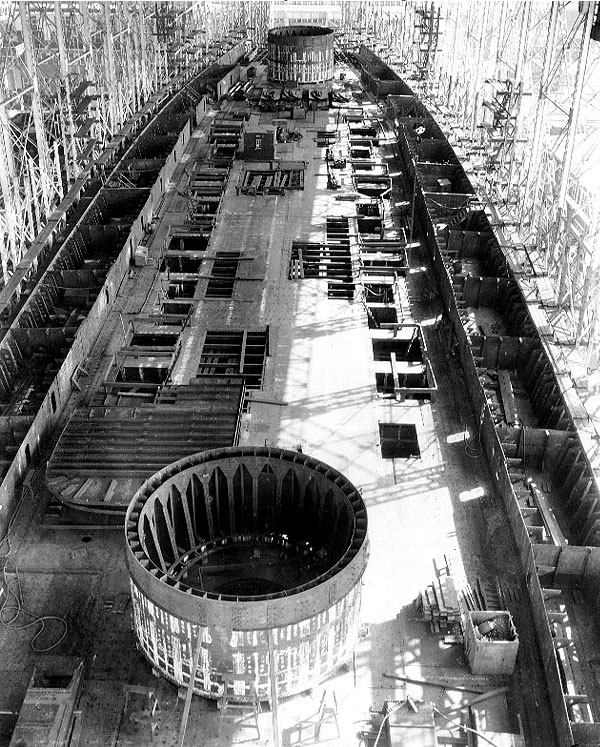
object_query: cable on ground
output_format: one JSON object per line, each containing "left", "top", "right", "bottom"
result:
{"left": 0, "top": 474, "right": 68, "bottom": 652}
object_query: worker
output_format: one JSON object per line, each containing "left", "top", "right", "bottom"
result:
{"left": 412, "top": 122, "right": 427, "bottom": 143}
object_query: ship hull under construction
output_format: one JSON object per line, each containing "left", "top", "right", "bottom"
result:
{"left": 1, "top": 37, "right": 599, "bottom": 747}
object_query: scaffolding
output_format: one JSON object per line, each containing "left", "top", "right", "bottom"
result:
{"left": 0, "top": 1, "right": 207, "bottom": 285}
{"left": 205, "top": 1, "right": 270, "bottom": 48}
{"left": 341, "top": 0, "right": 600, "bottom": 369}
{"left": 3, "top": 0, "right": 600, "bottom": 365}
{"left": 430, "top": 2, "right": 600, "bottom": 370}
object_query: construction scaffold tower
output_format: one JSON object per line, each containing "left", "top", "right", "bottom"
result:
{"left": 341, "top": 1, "right": 600, "bottom": 376}
{"left": 0, "top": 1, "right": 224, "bottom": 286}
{"left": 205, "top": 1, "right": 270, "bottom": 48}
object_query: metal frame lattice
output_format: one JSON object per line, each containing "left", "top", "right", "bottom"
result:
{"left": 342, "top": 1, "right": 600, "bottom": 364}
{"left": 0, "top": 1, "right": 208, "bottom": 286}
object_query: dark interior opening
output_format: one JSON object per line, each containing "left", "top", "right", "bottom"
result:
{"left": 197, "top": 330, "right": 268, "bottom": 392}
{"left": 162, "top": 300, "right": 194, "bottom": 315}
{"left": 205, "top": 252, "right": 240, "bottom": 299}
{"left": 368, "top": 306, "right": 398, "bottom": 328}
{"left": 364, "top": 283, "right": 394, "bottom": 303}
{"left": 115, "top": 365, "right": 169, "bottom": 384}
{"left": 379, "top": 423, "right": 420, "bottom": 458}
{"left": 372, "top": 336, "right": 422, "bottom": 362}
{"left": 161, "top": 256, "right": 203, "bottom": 273}
{"left": 376, "top": 371, "right": 430, "bottom": 396}
{"left": 357, "top": 217, "right": 383, "bottom": 234}
{"left": 167, "top": 281, "right": 197, "bottom": 299}
{"left": 168, "top": 235, "right": 209, "bottom": 252}
{"left": 130, "top": 332, "right": 179, "bottom": 347}
{"left": 31, "top": 673, "right": 73, "bottom": 689}
{"left": 180, "top": 539, "right": 320, "bottom": 595}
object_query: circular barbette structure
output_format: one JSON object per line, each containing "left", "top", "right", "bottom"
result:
{"left": 125, "top": 446, "right": 368, "bottom": 701}
{"left": 268, "top": 25, "right": 335, "bottom": 83}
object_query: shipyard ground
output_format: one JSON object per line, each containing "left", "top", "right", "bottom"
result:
{"left": 0, "top": 64, "right": 574, "bottom": 746}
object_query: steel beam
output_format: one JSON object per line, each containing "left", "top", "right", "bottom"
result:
{"left": 19, "top": 0, "right": 54, "bottom": 221}
{"left": 555, "top": 5, "right": 595, "bottom": 314}
{"left": 520, "top": 3, "right": 559, "bottom": 234}
{"left": 0, "top": 99, "right": 19, "bottom": 280}
{"left": 54, "top": 1, "right": 78, "bottom": 188}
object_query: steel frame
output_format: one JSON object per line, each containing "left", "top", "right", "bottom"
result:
{"left": 340, "top": 0, "right": 600, "bottom": 365}
{"left": 205, "top": 1, "right": 270, "bottom": 48}
{"left": 432, "top": 2, "right": 600, "bottom": 365}
{"left": 0, "top": 1, "right": 207, "bottom": 287}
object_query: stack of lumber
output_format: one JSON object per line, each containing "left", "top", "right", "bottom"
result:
{"left": 416, "top": 557, "right": 460, "bottom": 632}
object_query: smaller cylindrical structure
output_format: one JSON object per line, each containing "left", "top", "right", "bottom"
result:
{"left": 125, "top": 447, "right": 368, "bottom": 702}
{"left": 268, "top": 26, "right": 334, "bottom": 83}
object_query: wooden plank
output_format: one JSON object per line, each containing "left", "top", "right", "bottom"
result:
{"left": 239, "top": 330, "right": 247, "bottom": 374}
{"left": 438, "top": 573, "right": 459, "bottom": 613}
{"left": 72, "top": 478, "right": 94, "bottom": 502}
{"left": 528, "top": 304, "right": 553, "bottom": 336}
{"left": 391, "top": 352, "right": 399, "bottom": 398}
{"left": 432, "top": 579, "right": 446, "bottom": 613}
{"left": 104, "top": 479, "right": 118, "bottom": 503}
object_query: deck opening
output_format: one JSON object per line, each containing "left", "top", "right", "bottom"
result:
{"left": 198, "top": 330, "right": 268, "bottom": 392}
{"left": 368, "top": 306, "right": 398, "bottom": 328}
{"left": 240, "top": 164, "right": 304, "bottom": 194}
{"left": 289, "top": 243, "right": 352, "bottom": 279}
{"left": 364, "top": 283, "right": 395, "bottom": 303}
{"left": 162, "top": 300, "right": 194, "bottom": 315}
{"left": 375, "top": 372, "right": 430, "bottom": 396}
{"left": 372, "top": 336, "right": 422, "bottom": 362}
{"left": 362, "top": 256, "right": 406, "bottom": 274}
{"left": 316, "top": 130, "right": 337, "bottom": 147}
{"left": 160, "top": 256, "right": 203, "bottom": 273}
{"left": 379, "top": 423, "right": 420, "bottom": 458}
{"left": 130, "top": 332, "right": 179, "bottom": 348}
{"left": 168, "top": 235, "right": 209, "bottom": 252}
{"left": 115, "top": 361, "right": 169, "bottom": 384}
{"left": 167, "top": 280, "right": 197, "bottom": 299}
{"left": 357, "top": 217, "right": 383, "bottom": 235}
{"left": 352, "top": 161, "right": 376, "bottom": 171}
{"left": 205, "top": 252, "right": 240, "bottom": 298}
